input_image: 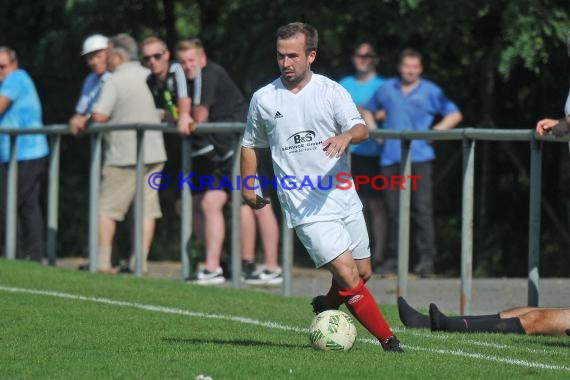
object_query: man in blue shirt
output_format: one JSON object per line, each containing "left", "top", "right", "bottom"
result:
{"left": 0, "top": 46, "right": 49, "bottom": 262}
{"left": 339, "top": 41, "right": 387, "bottom": 270}
{"left": 362, "top": 48, "right": 462, "bottom": 276}
{"left": 69, "top": 34, "right": 111, "bottom": 135}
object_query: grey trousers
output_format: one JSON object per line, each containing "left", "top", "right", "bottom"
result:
{"left": 380, "top": 161, "right": 436, "bottom": 267}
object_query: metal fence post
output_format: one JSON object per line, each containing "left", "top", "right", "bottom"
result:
{"left": 88, "top": 133, "right": 102, "bottom": 272}
{"left": 133, "top": 129, "right": 145, "bottom": 277}
{"left": 5, "top": 135, "right": 18, "bottom": 260}
{"left": 180, "top": 136, "right": 192, "bottom": 280}
{"left": 528, "top": 137, "right": 542, "bottom": 306}
{"left": 281, "top": 221, "right": 293, "bottom": 296}
{"left": 460, "top": 139, "right": 475, "bottom": 314}
{"left": 397, "top": 139, "right": 411, "bottom": 299}
{"left": 230, "top": 141, "right": 242, "bottom": 288}
{"left": 47, "top": 134, "right": 61, "bottom": 266}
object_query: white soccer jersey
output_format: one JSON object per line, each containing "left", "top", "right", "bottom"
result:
{"left": 242, "top": 73, "right": 365, "bottom": 227}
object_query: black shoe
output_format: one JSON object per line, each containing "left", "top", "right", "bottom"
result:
{"left": 78, "top": 263, "right": 89, "bottom": 271}
{"left": 376, "top": 258, "right": 398, "bottom": 276}
{"left": 381, "top": 336, "right": 404, "bottom": 353}
{"left": 117, "top": 265, "right": 133, "bottom": 274}
{"left": 185, "top": 268, "right": 226, "bottom": 285}
{"left": 244, "top": 268, "right": 283, "bottom": 285}
{"left": 310, "top": 295, "right": 338, "bottom": 315}
{"left": 414, "top": 256, "right": 435, "bottom": 277}
{"left": 241, "top": 260, "right": 257, "bottom": 279}
{"left": 220, "top": 255, "right": 232, "bottom": 280}
{"left": 397, "top": 296, "right": 430, "bottom": 328}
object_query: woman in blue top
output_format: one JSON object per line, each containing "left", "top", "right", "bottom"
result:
{"left": 339, "top": 41, "right": 387, "bottom": 271}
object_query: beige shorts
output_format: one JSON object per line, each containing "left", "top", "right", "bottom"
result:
{"left": 100, "top": 163, "right": 164, "bottom": 221}
{"left": 294, "top": 211, "right": 370, "bottom": 268}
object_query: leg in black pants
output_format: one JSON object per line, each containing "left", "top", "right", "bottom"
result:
{"left": 378, "top": 162, "right": 435, "bottom": 275}
{"left": 410, "top": 162, "right": 435, "bottom": 275}
{"left": 16, "top": 157, "right": 47, "bottom": 262}
{"left": 378, "top": 164, "right": 399, "bottom": 273}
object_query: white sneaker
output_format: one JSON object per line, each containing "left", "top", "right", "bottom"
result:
{"left": 244, "top": 268, "right": 283, "bottom": 285}
{"left": 186, "top": 268, "right": 225, "bottom": 285}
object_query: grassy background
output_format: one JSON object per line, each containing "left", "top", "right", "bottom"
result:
{"left": 0, "top": 260, "right": 568, "bottom": 379}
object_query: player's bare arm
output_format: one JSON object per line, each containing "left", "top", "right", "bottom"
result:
{"left": 323, "top": 123, "right": 369, "bottom": 158}
{"left": 241, "top": 147, "right": 269, "bottom": 209}
{"left": 91, "top": 112, "right": 110, "bottom": 123}
{"left": 432, "top": 111, "right": 463, "bottom": 130}
{"left": 357, "top": 107, "right": 378, "bottom": 130}
{"left": 536, "top": 117, "right": 569, "bottom": 136}
{"left": 176, "top": 97, "right": 193, "bottom": 135}
{"left": 68, "top": 113, "right": 88, "bottom": 135}
{"left": 193, "top": 104, "right": 209, "bottom": 123}
{"left": 0, "top": 95, "right": 12, "bottom": 115}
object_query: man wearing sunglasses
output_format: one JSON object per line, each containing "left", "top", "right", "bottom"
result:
{"left": 68, "top": 34, "right": 112, "bottom": 135}
{"left": 142, "top": 37, "right": 192, "bottom": 135}
{"left": 0, "top": 46, "right": 49, "bottom": 262}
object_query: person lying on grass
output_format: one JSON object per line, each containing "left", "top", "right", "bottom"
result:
{"left": 398, "top": 297, "right": 570, "bottom": 336}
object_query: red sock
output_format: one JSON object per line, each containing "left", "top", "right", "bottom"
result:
{"left": 325, "top": 279, "right": 345, "bottom": 309}
{"left": 338, "top": 279, "right": 394, "bottom": 342}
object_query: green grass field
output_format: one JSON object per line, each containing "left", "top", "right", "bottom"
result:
{"left": 1, "top": 259, "right": 568, "bottom": 379}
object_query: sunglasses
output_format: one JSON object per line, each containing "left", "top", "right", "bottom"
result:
{"left": 142, "top": 52, "right": 164, "bottom": 62}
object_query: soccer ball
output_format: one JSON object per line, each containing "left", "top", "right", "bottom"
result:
{"left": 309, "top": 310, "right": 357, "bottom": 351}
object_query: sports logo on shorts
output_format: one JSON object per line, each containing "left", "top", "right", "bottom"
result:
{"left": 274, "top": 111, "right": 283, "bottom": 119}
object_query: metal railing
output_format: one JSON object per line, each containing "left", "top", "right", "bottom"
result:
{"left": 1, "top": 124, "right": 568, "bottom": 312}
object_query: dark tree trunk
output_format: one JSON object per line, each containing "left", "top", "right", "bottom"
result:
{"left": 163, "top": 0, "right": 177, "bottom": 51}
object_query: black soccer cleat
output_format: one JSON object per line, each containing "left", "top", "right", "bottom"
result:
{"left": 310, "top": 295, "right": 338, "bottom": 315}
{"left": 381, "top": 336, "right": 404, "bottom": 353}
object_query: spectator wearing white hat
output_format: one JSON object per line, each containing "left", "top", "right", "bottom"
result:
{"left": 68, "top": 34, "right": 112, "bottom": 135}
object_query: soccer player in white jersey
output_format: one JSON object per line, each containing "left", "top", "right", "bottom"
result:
{"left": 241, "top": 22, "right": 403, "bottom": 352}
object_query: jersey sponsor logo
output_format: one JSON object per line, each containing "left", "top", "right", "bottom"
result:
{"left": 287, "top": 130, "right": 315, "bottom": 144}
{"left": 281, "top": 131, "right": 322, "bottom": 154}
{"left": 274, "top": 111, "right": 284, "bottom": 119}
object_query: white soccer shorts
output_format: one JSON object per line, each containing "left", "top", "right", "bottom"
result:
{"left": 294, "top": 211, "right": 370, "bottom": 268}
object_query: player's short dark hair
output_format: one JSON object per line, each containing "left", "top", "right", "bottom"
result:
{"left": 277, "top": 22, "right": 318, "bottom": 53}
{"left": 398, "top": 48, "right": 422, "bottom": 65}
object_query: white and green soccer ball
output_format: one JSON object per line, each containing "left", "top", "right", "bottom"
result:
{"left": 309, "top": 310, "right": 357, "bottom": 352}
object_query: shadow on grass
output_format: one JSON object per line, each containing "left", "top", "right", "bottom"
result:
{"left": 161, "top": 337, "right": 308, "bottom": 349}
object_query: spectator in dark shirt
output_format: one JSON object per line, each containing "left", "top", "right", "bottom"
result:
{"left": 176, "top": 38, "right": 248, "bottom": 284}
{"left": 142, "top": 36, "right": 192, "bottom": 133}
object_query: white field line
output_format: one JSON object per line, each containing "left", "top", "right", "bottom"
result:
{"left": 1, "top": 285, "right": 568, "bottom": 373}
{"left": 403, "top": 330, "right": 563, "bottom": 357}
